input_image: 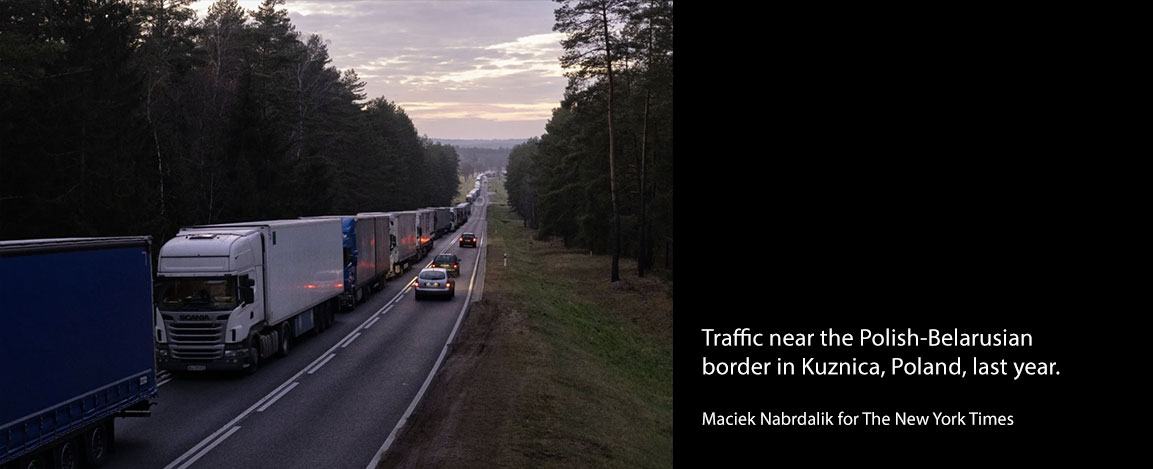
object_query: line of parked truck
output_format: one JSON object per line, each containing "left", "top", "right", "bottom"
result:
{"left": 1, "top": 189, "right": 481, "bottom": 468}
{"left": 465, "top": 171, "right": 494, "bottom": 203}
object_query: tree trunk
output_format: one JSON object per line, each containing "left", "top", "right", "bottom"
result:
{"left": 638, "top": 89, "right": 649, "bottom": 277}
{"left": 603, "top": 3, "right": 620, "bottom": 283}
{"left": 638, "top": 9, "right": 657, "bottom": 277}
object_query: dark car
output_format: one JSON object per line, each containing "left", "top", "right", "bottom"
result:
{"left": 414, "top": 268, "right": 455, "bottom": 300}
{"left": 459, "top": 232, "right": 477, "bottom": 247}
{"left": 431, "top": 253, "right": 460, "bottom": 277}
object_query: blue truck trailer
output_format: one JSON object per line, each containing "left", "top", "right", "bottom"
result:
{"left": 1, "top": 237, "right": 157, "bottom": 469}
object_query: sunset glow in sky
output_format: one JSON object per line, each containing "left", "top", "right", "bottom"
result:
{"left": 192, "top": 0, "right": 568, "bottom": 140}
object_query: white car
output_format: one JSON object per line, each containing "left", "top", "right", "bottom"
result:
{"left": 414, "top": 268, "right": 455, "bottom": 300}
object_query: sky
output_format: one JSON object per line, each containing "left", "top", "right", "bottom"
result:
{"left": 191, "top": 0, "right": 568, "bottom": 140}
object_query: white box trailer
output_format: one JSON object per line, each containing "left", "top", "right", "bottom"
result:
{"left": 383, "top": 211, "right": 420, "bottom": 274}
{"left": 155, "top": 218, "right": 342, "bottom": 373}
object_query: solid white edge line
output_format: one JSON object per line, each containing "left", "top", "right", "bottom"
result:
{"left": 256, "top": 382, "right": 299, "bottom": 412}
{"left": 365, "top": 200, "right": 487, "bottom": 469}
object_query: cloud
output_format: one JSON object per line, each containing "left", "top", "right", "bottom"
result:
{"left": 189, "top": 0, "right": 567, "bottom": 139}
{"left": 404, "top": 101, "right": 558, "bottom": 121}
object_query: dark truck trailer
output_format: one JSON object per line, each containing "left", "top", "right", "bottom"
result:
{"left": 356, "top": 212, "right": 394, "bottom": 280}
{"left": 430, "top": 207, "right": 452, "bottom": 239}
{"left": 1, "top": 237, "right": 158, "bottom": 468}
{"left": 305, "top": 215, "right": 389, "bottom": 309}
{"left": 452, "top": 202, "right": 471, "bottom": 230}
{"left": 379, "top": 211, "right": 420, "bottom": 276}
{"left": 415, "top": 209, "right": 436, "bottom": 257}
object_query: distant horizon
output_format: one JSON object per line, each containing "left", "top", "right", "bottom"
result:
{"left": 431, "top": 137, "right": 529, "bottom": 151}
{"left": 430, "top": 137, "right": 529, "bottom": 142}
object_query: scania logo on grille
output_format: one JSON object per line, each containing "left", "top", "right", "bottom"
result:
{"left": 179, "top": 314, "right": 211, "bottom": 321}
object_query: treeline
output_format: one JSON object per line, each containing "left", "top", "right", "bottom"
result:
{"left": 505, "top": 0, "right": 673, "bottom": 279}
{"left": 0, "top": 0, "right": 458, "bottom": 243}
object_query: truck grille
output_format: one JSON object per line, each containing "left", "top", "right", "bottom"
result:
{"left": 164, "top": 316, "right": 226, "bottom": 360}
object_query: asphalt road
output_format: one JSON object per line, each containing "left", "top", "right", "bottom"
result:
{"left": 107, "top": 181, "right": 491, "bottom": 469}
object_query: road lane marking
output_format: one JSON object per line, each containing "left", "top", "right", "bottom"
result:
{"left": 307, "top": 354, "right": 336, "bottom": 375}
{"left": 257, "top": 382, "right": 299, "bottom": 412}
{"left": 173, "top": 426, "right": 241, "bottom": 469}
{"left": 364, "top": 316, "right": 381, "bottom": 329}
{"left": 341, "top": 332, "right": 362, "bottom": 348}
{"left": 335, "top": 332, "right": 358, "bottom": 349}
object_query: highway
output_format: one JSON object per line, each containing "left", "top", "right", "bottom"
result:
{"left": 106, "top": 181, "right": 491, "bottom": 469}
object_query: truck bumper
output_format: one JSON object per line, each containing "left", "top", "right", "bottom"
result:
{"left": 156, "top": 346, "right": 253, "bottom": 372}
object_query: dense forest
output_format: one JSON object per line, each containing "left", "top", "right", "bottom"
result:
{"left": 0, "top": 0, "right": 458, "bottom": 243}
{"left": 505, "top": 0, "right": 673, "bottom": 279}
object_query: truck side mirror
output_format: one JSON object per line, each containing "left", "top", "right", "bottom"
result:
{"left": 239, "top": 275, "right": 255, "bottom": 304}
{"left": 240, "top": 286, "right": 255, "bottom": 305}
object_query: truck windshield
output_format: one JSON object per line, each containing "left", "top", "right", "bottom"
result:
{"left": 157, "top": 277, "right": 238, "bottom": 311}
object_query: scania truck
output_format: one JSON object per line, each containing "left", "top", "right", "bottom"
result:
{"left": 153, "top": 219, "right": 343, "bottom": 373}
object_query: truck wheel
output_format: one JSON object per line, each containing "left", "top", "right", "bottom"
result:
{"left": 18, "top": 454, "right": 45, "bottom": 469}
{"left": 246, "top": 338, "right": 261, "bottom": 375}
{"left": 53, "top": 439, "right": 80, "bottom": 469}
{"left": 276, "top": 324, "right": 291, "bottom": 357}
{"left": 325, "top": 301, "right": 337, "bottom": 328}
{"left": 313, "top": 308, "right": 326, "bottom": 335}
{"left": 83, "top": 422, "right": 112, "bottom": 467}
